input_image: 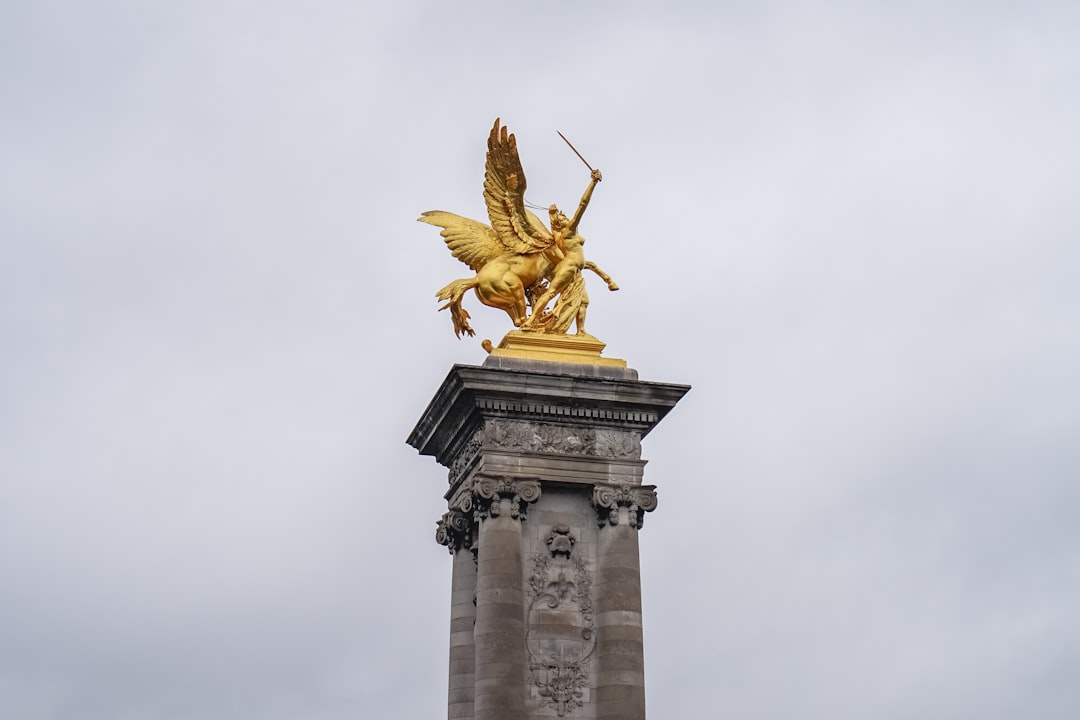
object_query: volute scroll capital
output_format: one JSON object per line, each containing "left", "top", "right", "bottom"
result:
{"left": 592, "top": 482, "right": 658, "bottom": 529}
{"left": 435, "top": 509, "right": 474, "bottom": 554}
{"left": 472, "top": 473, "right": 542, "bottom": 520}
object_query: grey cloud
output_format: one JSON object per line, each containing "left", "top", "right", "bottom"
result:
{"left": 1, "top": 1, "right": 1078, "bottom": 718}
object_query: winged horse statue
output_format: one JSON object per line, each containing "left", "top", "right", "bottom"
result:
{"left": 419, "top": 119, "right": 618, "bottom": 341}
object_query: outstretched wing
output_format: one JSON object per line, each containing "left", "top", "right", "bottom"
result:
{"left": 418, "top": 211, "right": 503, "bottom": 272}
{"left": 484, "top": 119, "right": 554, "bottom": 253}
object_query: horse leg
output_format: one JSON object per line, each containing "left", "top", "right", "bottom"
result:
{"left": 584, "top": 261, "right": 619, "bottom": 291}
{"left": 475, "top": 271, "right": 528, "bottom": 328}
{"left": 501, "top": 272, "right": 528, "bottom": 327}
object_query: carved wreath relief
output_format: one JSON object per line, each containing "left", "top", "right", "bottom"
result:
{"left": 527, "top": 525, "right": 594, "bottom": 717}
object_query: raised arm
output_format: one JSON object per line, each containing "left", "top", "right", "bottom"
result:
{"left": 568, "top": 168, "right": 603, "bottom": 234}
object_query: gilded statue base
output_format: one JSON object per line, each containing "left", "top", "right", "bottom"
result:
{"left": 484, "top": 331, "right": 627, "bottom": 367}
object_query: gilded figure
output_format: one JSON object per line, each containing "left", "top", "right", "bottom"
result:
{"left": 419, "top": 119, "right": 618, "bottom": 341}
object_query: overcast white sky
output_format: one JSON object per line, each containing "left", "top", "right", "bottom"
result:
{"left": 2, "top": 1, "right": 1079, "bottom": 718}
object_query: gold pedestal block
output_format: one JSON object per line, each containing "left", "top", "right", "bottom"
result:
{"left": 486, "top": 331, "right": 627, "bottom": 367}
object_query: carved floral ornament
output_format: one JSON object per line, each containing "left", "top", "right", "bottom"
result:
{"left": 485, "top": 421, "right": 641, "bottom": 460}
{"left": 448, "top": 422, "right": 644, "bottom": 485}
{"left": 447, "top": 429, "right": 484, "bottom": 485}
{"left": 527, "top": 526, "right": 594, "bottom": 717}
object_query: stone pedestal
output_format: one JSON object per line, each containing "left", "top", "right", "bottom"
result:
{"left": 408, "top": 357, "right": 689, "bottom": 720}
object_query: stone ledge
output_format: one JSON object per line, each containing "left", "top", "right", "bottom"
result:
{"left": 407, "top": 364, "right": 690, "bottom": 468}
{"left": 483, "top": 353, "right": 636, "bottom": 379}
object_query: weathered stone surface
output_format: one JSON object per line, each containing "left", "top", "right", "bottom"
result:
{"left": 406, "top": 363, "right": 688, "bottom": 477}
{"left": 448, "top": 547, "right": 477, "bottom": 719}
{"left": 409, "top": 362, "right": 688, "bottom": 720}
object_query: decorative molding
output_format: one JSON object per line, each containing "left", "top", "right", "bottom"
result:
{"left": 485, "top": 421, "right": 641, "bottom": 460}
{"left": 447, "top": 428, "right": 484, "bottom": 485}
{"left": 545, "top": 524, "right": 576, "bottom": 558}
{"left": 476, "top": 397, "right": 658, "bottom": 425}
{"left": 592, "top": 483, "right": 658, "bottom": 529}
{"left": 436, "top": 474, "right": 543, "bottom": 548}
{"left": 526, "top": 528, "right": 594, "bottom": 717}
{"left": 473, "top": 474, "right": 542, "bottom": 520}
{"left": 447, "top": 484, "right": 475, "bottom": 514}
{"left": 435, "top": 485, "right": 477, "bottom": 553}
{"left": 435, "top": 510, "right": 473, "bottom": 554}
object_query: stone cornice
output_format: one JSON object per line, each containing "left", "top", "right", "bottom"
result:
{"left": 407, "top": 364, "right": 690, "bottom": 469}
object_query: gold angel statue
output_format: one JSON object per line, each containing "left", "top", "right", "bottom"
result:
{"left": 419, "top": 119, "right": 618, "bottom": 341}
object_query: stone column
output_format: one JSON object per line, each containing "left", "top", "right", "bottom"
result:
{"left": 437, "top": 507, "right": 477, "bottom": 720}
{"left": 471, "top": 476, "right": 540, "bottom": 720}
{"left": 593, "top": 484, "right": 658, "bottom": 720}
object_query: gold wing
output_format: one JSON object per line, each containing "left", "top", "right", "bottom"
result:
{"left": 418, "top": 211, "right": 502, "bottom": 272}
{"left": 484, "top": 119, "right": 554, "bottom": 253}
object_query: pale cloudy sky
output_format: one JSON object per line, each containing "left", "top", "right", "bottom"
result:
{"left": 2, "top": 1, "right": 1078, "bottom": 718}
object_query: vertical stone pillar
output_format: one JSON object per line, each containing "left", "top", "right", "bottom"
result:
{"left": 437, "top": 508, "right": 477, "bottom": 719}
{"left": 471, "top": 477, "right": 540, "bottom": 720}
{"left": 593, "top": 484, "right": 658, "bottom": 720}
{"left": 449, "top": 549, "right": 477, "bottom": 718}
{"left": 409, "top": 359, "right": 688, "bottom": 720}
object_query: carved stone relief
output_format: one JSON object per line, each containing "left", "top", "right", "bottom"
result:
{"left": 435, "top": 475, "right": 543, "bottom": 550}
{"left": 546, "top": 524, "right": 575, "bottom": 558}
{"left": 592, "top": 483, "right": 658, "bottom": 529}
{"left": 527, "top": 527, "right": 594, "bottom": 717}
{"left": 447, "top": 428, "right": 484, "bottom": 485}
{"left": 485, "top": 421, "right": 641, "bottom": 460}
{"left": 435, "top": 510, "right": 473, "bottom": 554}
{"left": 473, "top": 474, "right": 542, "bottom": 520}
